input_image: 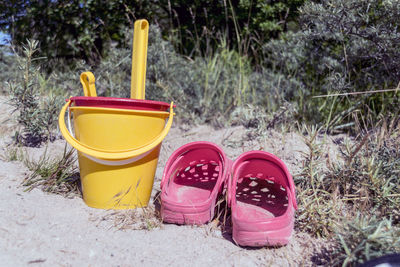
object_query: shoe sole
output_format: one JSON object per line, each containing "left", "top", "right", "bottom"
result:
{"left": 232, "top": 219, "right": 293, "bottom": 247}
{"left": 161, "top": 202, "right": 215, "bottom": 225}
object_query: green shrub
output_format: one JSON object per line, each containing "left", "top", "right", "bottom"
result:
{"left": 0, "top": 1, "right": 152, "bottom": 65}
{"left": 159, "top": 0, "right": 307, "bottom": 59}
{"left": 262, "top": 0, "right": 400, "bottom": 131}
{"left": 7, "top": 40, "right": 64, "bottom": 146}
{"left": 1, "top": 0, "right": 307, "bottom": 66}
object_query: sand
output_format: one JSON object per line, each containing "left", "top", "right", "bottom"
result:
{"left": 0, "top": 97, "right": 332, "bottom": 266}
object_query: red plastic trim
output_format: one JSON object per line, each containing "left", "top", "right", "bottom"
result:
{"left": 70, "top": 96, "right": 173, "bottom": 111}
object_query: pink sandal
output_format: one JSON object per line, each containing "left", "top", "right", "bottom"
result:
{"left": 228, "top": 151, "right": 297, "bottom": 247}
{"left": 160, "top": 142, "right": 231, "bottom": 225}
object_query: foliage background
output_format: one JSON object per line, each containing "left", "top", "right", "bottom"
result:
{"left": 2, "top": 0, "right": 399, "bottom": 130}
{"left": 0, "top": 0, "right": 399, "bottom": 265}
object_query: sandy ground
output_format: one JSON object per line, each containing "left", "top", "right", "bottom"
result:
{"left": 0, "top": 97, "right": 336, "bottom": 266}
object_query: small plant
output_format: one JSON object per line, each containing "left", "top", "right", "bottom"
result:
{"left": 295, "top": 125, "right": 344, "bottom": 238}
{"left": 22, "top": 144, "right": 80, "bottom": 197}
{"left": 7, "top": 40, "right": 62, "bottom": 147}
{"left": 324, "top": 125, "right": 400, "bottom": 222}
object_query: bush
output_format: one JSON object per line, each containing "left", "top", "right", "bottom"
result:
{"left": 7, "top": 40, "right": 64, "bottom": 146}
{"left": 0, "top": 1, "right": 152, "bottom": 65}
{"left": 158, "top": 0, "right": 307, "bottom": 59}
{"left": 262, "top": 0, "right": 400, "bottom": 131}
{"left": 1, "top": 1, "right": 307, "bottom": 67}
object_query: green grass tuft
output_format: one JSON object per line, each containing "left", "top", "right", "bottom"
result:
{"left": 22, "top": 144, "right": 80, "bottom": 197}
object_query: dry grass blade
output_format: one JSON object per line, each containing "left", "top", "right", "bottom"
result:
{"left": 204, "top": 195, "right": 228, "bottom": 236}
{"left": 346, "top": 134, "right": 369, "bottom": 166}
{"left": 100, "top": 206, "right": 162, "bottom": 231}
{"left": 98, "top": 178, "right": 162, "bottom": 230}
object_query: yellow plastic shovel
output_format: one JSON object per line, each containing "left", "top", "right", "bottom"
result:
{"left": 131, "top": 19, "right": 149, "bottom": 99}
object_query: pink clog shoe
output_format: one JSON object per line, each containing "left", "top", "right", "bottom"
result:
{"left": 160, "top": 142, "right": 231, "bottom": 225}
{"left": 228, "top": 151, "right": 297, "bottom": 247}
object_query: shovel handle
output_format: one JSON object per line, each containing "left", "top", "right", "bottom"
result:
{"left": 131, "top": 19, "right": 149, "bottom": 99}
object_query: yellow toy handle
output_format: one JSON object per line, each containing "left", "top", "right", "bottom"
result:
{"left": 58, "top": 100, "right": 174, "bottom": 161}
{"left": 131, "top": 19, "right": 149, "bottom": 99}
{"left": 80, "top": 72, "right": 97, "bottom": 97}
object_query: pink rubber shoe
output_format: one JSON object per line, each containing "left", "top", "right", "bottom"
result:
{"left": 160, "top": 142, "right": 231, "bottom": 225}
{"left": 228, "top": 151, "right": 297, "bottom": 247}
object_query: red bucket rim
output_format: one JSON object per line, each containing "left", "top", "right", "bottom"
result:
{"left": 69, "top": 96, "right": 172, "bottom": 111}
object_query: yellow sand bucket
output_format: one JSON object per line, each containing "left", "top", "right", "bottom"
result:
{"left": 58, "top": 97, "right": 174, "bottom": 209}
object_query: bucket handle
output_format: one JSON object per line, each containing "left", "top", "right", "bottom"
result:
{"left": 58, "top": 100, "right": 174, "bottom": 163}
{"left": 80, "top": 72, "right": 97, "bottom": 97}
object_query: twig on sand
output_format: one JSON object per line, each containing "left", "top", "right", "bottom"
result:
{"left": 27, "top": 259, "right": 46, "bottom": 264}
